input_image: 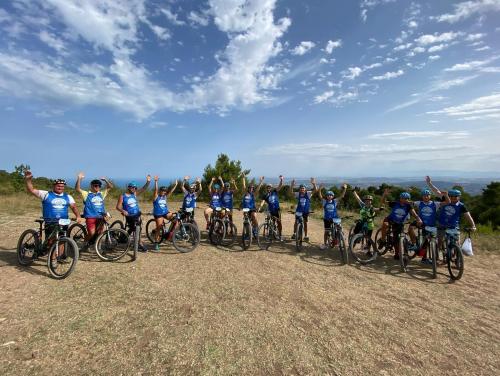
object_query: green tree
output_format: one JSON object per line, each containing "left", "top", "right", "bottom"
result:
{"left": 201, "top": 154, "right": 250, "bottom": 200}
{"left": 471, "top": 182, "right": 500, "bottom": 230}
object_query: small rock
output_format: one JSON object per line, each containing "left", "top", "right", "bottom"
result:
{"left": 1, "top": 341, "right": 15, "bottom": 346}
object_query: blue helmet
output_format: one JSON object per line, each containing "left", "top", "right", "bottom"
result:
{"left": 224, "top": 182, "right": 230, "bottom": 188}
{"left": 421, "top": 189, "right": 431, "bottom": 196}
{"left": 400, "top": 192, "right": 411, "bottom": 199}
{"left": 326, "top": 191, "right": 334, "bottom": 196}
{"left": 448, "top": 189, "right": 461, "bottom": 197}
{"left": 127, "top": 181, "right": 138, "bottom": 188}
{"left": 213, "top": 184, "right": 220, "bottom": 190}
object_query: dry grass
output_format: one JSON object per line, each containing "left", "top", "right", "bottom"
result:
{"left": 0, "top": 194, "right": 499, "bottom": 375}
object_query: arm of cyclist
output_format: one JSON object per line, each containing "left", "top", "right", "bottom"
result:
{"left": 231, "top": 178, "right": 238, "bottom": 192}
{"left": 316, "top": 183, "right": 324, "bottom": 201}
{"left": 241, "top": 174, "right": 246, "bottom": 191}
{"left": 24, "top": 170, "right": 40, "bottom": 198}
{"left": 257, "top": 200, "right": 266, "bottom": 213}
{"left": 75, "top": 171, "right": 84, "bottom": 193}
{"left": 290, "top": 178, "right": 295, "bottom": 192}
{"left": 410, "top": 208, "right": 423, "bottom": 226}
{"left": 208, "top": 177, "right": 215, "bottom": 192}
{"left": 196, "top": 177, "right": 202, "bottom": 196}
{"left": 167, "top": 179, "right": 178, "bottom": 198}
{"left": 153, "top": 176, "right": 159, "bottom": 200}
{"left": 380, "top": 188, "right": 390, "bottom": 206}
{"left": 70, "top": 203, "right": 83, "bottom": 223}
{"left": 337, "top": 183, "right": 348, "bottom": 200}
{"left": 352, "top": 189, "right": 363, "bottom": 206}
{"left": 426, "top": 175, "right": 443, "bottom": 197}
{"left": 218, "top": 176, "right": 224, "bottom": 186}
{"left": 136, "top": 175, "right": 151, "bottom": 196}
{"left": 464, "top": 212, "right": 477, "bottom": 231}
{"left": 311, "top": 177, "right": 318, "bottom": 193}
{"left": 255, "top": 176, "right": 265, "bottom": 195}
{"left": 116, "top": 195, "right": 128, "bottom": 217}
{"left": 101, "top": 176, "right": 113, "bottom": 191}
{"left": 181, "top": 176, "right": 189, "bottom": 194}
{"left": 276, "top": 175, "right": 284, "bottom": 192}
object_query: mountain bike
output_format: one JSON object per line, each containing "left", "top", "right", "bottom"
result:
{"left": 125, "top": 215, "right": 142, "bottom": 261}
{"left": 240, "top": 208, "right": 253, "bottom": 250}
{"left": 374, "top": 222, "right": 413, "bottom": 272}
{"left": 220, "top": 208, "right": 237, "bottom": 247}
{"left": 420, "top": 226, "right": 438, "bottom": 279}
{"left": 349, "top": 221, "right": 377, "bottom": 265}
{"left": 325, "top": 217, "right": 349, "bottom": 264}
{"left": 17, "top": 218, "right": 79, "bottom": 279}
{"left": 440, "top": 228, "right": 471, "bottom": 281}
{"left": 290, "top": 211, "right": 313, "bottom": 252}
{"left": 257, "top": 211, "right": 281, "bottom": 250}
{"left": 145, "top": 210, "right": 200, "bottom": 253}
{"left": 207, "top": 206, "right": 225, "bottom": 245}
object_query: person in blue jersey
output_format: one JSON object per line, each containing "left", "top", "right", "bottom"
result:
{"left": 116, "top": 175, "right": 151, "bottom": 252}
{"left": 75, "top": 172, "right": 113, "bottom": 244}
{"left": 204, "top": 176, "right": 225, "bottom": 229}
{"left": 220, "top": 176, "right": 239, "bottom": 228}
{"left": 181, "top": 175, "right": 202, "bottom": 212}
{"left": 312, "top": 179, "right": 347, "bottom": 250}
{"left": 378, "top": 189, "right": 422, "bottom": 260}
{"left": 258, "top": 175, "right": 285, "bottom": 240}
{"left": 241, "top": 175, "right": 265, "bottom": 238}
{"left": 407, "top": 177, "right": 451, "bottom": 264}
{"left": 24, "top": 170, "right": 82, "bottom": 268}
{"left": 152, "top": 175, "right": 178, "bottom": 251}
{"left": 290, "top": 178, "right": 315, "bottom": 242}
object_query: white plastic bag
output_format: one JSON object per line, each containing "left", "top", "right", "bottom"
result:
{"left": 461, "top": 237, "right": 473, "bottom": 256}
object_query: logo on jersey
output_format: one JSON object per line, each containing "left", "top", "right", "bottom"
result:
{"left": 127, "top": 198, "right": 137, "bottom": 207}
{"left": 444, "top": 206, "right": 456, "bottom": 216}
{"left": 158, "top": 199, "right": 167, "bottom": 207}
{"left": 394, "top": 208, "right": 406, "bottom": 219}
{"left": 51, "top": 198, "right": 67, "bottom": 209}
{"left": 91, "top": 196, "right": 104, "bottom": 207}
{"left": 421, "top": 206, "right": 433, "bottom": 217}
{"left": 326, "top": 203, "right": 335, "bottom": 212}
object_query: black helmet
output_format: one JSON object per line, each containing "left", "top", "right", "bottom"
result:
{"left": 159, "top": 186, "right": 168, "bottom": 191}
{"left": 53, "top": 179, "right": 66, "bottom": 185}
{"left": 91, "top": 179, "right": 102, "bottom": 187}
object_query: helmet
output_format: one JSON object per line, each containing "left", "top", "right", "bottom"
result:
{"left": 448, "top": 189, "right": 461, "bottom": 197}
{"left": 266, "top": 183, "right": 273, "bottom": 188}
{"left": 213, "top": 184, "right": 220, "bottom": 190}
{"left": 91, "top": 179, "right": 102, "bottom": 187}
{"left": 53, "top": 179, "right": 66, "bottom": 185}
{"left": 224, "top": 182, "right": 230, "bottom": 188}
{"left": 299, "top": 184, "right": 306, "bottom": 189}
{"left": 159, "top": 186, "right": 168, "bottom": 191}
{"left": 127, "top": 181, "right": 138, "bottom": 188}
{"left": 421, "top": 189, "right": 431, "bottom": 196}
{"left": 363, "top": 195, "right": 373, "bottom": 201}
{"left": 400, "top": 192, "right": 411, "bottom": 199}
{"left": 326, "top": 191, "right": 334, "bottom": 196}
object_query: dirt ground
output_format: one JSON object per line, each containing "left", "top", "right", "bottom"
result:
{"left": 1, "top": 201, "right": 499, "bottom": 375}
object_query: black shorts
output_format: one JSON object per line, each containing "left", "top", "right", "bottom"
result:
{"left": 269, "top": 209, "right": 281, "bottom": 219}
{"left": 44, "top": 222, "right": 68, "bottom": 240}
{"left": 323, "top": 219, "right": 333, "bottom": 229}
{"left": 384, "top": 218, "right": 404, "bottom": 234}
{"left": 153, "top": 213, "right": 170, "bottom": 219}
{"left": 296, "top": 212, "right": 309, "bottom": 222}
{"left": 125, "top": 214, "right": 142, "bottom": 232}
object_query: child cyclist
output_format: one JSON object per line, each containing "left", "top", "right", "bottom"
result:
{"left": 312, "top": 179, "right": 347, "bottom": 249}
{"left": 220, "top": 176, "right": 238, "bottom": 226}
{"left": 258, "top": 175, "right": 285, "bottom": 240}
{"left": 290, "top": 178, "right": 315, "bottom": 242}
{"left": 352, "top": 188, "right": 384, "bottom": 240}
{"left": 152, "top": 176, "right": 178, "bottom": 251}
{"left": 241, "top": 175, "right": 265, "bottom": 238}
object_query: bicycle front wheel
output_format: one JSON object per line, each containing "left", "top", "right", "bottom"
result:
{"left": 337, "top": 230, "right": 348, "bottom": 265}
{"left": 47, "top": 237, "right": 79, "bottom": 279}
{"left": 172, "top": 223, "right": 200, "bottom": 253}
{"left": 95, "top": 229, "right": 130, "bottom": 261}
{"left": 374, "top": 228, "right": 390, "bottom": 256}
{"left": 399, "top": 235, "right": 409, "bottom": 272}
{"left": 447, "top": 244, "right": 464, "bottom": 280}
{"left": 295, "top": 222, "right": 303, "bottom": 252}
{"left": 209, "top": 219, "right": 224, "bottom": 245}
{"left": 221, "top": 222, "right": 237, "bottom": 247}
{"left": 257, "top": 223, "right": 272, "bottom": 250}
{"left": 242, "top": 222, "right": 252, "bottom": 250}
{"left": 429, "top": 240, "right": 437, "bottom": 279}
{"left": 350, "top": 233, "right": 377, "bottom": 264}
{"left": 17, "top": 229, "right": 40, "bottom": 266}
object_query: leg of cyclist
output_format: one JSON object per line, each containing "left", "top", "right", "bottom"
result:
{"left": 320, "top": 219, "right": 330, "bottom": 249}
{"left": 378, "top": 219, "right": 390, "bottom": 248}
{"left": 303, "top": 213, "right": 309, "bottom": 242}
{"left": 250, "top": 211, "right": 258, "bottom": 238}
{"left": 85, "top": 218, "right": 97, "bottom": 243}
{"left": 154, "top": 215, "right": 164, "bottom": 250}
{"left": 204, "top": 207, "right": 213, "bottom": 230}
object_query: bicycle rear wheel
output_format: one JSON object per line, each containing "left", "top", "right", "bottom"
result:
{"left": 172, "top": 223, "right": 200, "bottom": 253}
{"left": 350, "top": 233, "right": 377, "bottom": 264}
{"left": 242, "top": 222, "right": 252, "bottom": 250}
{"left": 447, "top": 244, "right": 464, "bottom": 280}
{"left": 131, "top": 225, "right": 140, "bottom": 261}
{"left": 17, "top": 229, "right": 40, "bottom": 266}
{"left": 67, "top": 223, "right": 87, "bottom": 249}
{"left": 95, "top": 229, "right": 130, "bottom": 261}
{"left": 47, "top": 237, "right": 79, "bottom": 279}
{"left": 399, "top": 235, "right": 409, "bottom": 272}
{"left": 257, "top": 223, "right": 272, "bottom": 250}
{"left": 145, "top": 218, "right": 164, "bottom": 244}
{"left": 110, "top": 220, "right": 125, "bottom": 229}
{"left": 374, "top": 228, "right": 391, "bottom": 256}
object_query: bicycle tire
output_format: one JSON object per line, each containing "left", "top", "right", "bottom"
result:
{"left": 17, "top": 229, "right": 40, "bottom": 266}
{"left": 295, "top": 222, "right": 303, "bottom": 252}
{"left": 429, "top": 240, "right": 437, "bottom": 279}
{"left": 399, "top": 235, "right": 409, "bottom": 272}
{"left": 131, "top": 225, "right": 139, "bottom": 261}
{"left": 374, "top": 228, "right": 390, "bottom": 256}
{"left": 209, "top": 219, "right": 224, "bottom": 245}
{"left": 447, "top": 244, "right": 464, "bottom": 280}
{"left": 47, "top": 237, "right": 79, "bottom": 279}
{"left": 221, "top": 222, "right": 237, "bottom": 247}
{"left": 350, "top": 233, "right": 377, "bottom": 264}
{"left": 95, "top": 228, "right": 130, "bottom": 261}
{"left": 257, "top": 223, "right": 272, "bottom": 250}
{"left": 348, "top": 222, "right": 358, "bottom": 244}
{"left": 67, "top": 223, "right": 87, "bottom": 250}
{"left": 110, "top": 220, "right": 125, "bottom": 229}
{"left": 172, "top": 223, "right": 200, "bottom": 253}
{"left": 406, "top": 233, "right": 418, "bottom": 260}
{"left": 145, "top": 218, "right": 164, "bottom": 244}
{"left": 242, "top": 222, "right": 252, "bottom": 250}
{"left": 337, "top": 230, "right": 348, "bottom": 265}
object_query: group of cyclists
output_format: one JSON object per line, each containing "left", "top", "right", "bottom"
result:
{"left": 23, "top": 170, "right": 476, "bottom": 266}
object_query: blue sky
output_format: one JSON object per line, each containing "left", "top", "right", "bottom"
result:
{"left": 0, "top": 0, "right": 499, "bottom": 180}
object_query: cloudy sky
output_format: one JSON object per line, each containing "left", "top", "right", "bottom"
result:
{"left": 1, "top": 0, "right": 499, "bottom": 179}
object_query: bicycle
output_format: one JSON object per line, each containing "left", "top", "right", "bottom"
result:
{"left": 290, "top": 211, "right": 313, "bottom": 252}
{"left": 240, "top": 208, "right": 253, "bottom": 250}
{"left": 220, "top": 208, "right": 237, "bottom": 247}
{"left": 124, "top": 215, "right": 142, "bottom": 260}
{"left": 440, "top": 227, "right": 470, "bottom": 281}
{"left": 257, "top": 211, "right": 281, "bottom": 250}
{"left": 207, "top": 206, "right": 225, "bottom": 245}
{"left": 325, "top": 217, "right": 349, "bottom": 264}
{"left": 374, "top": 222, "right": 413, "bottom": 272}
{"left": 349, "top": 221, "right": 377, "bottom": 265}
{"left": 420, "top": 226, "right": 438, "bottom": 279}
{"left": 145, "top": 210, "right": 200, "bottom": 253}
{"left": 17, "top": 218, "right": 79, "bottom": 279}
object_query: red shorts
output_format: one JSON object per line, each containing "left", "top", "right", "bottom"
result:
{"left": 85, "top": 218, "right": 102, "bottom": 233}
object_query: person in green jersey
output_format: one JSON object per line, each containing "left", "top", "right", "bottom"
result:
{"left": 352, "top": 189, "right": 383, "bottom": 239}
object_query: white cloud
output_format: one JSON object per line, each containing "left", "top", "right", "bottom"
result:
{"left": 431, "top": 75, "right": 479, "bottom": 90}
{"left": 187, "top": 10, "right": 210, "bottom": 27}
{"left": 368, "top": 131, "right": 469, "bottom": 140}
{"left": 371, "top": 69, "right": 404, "bottom": 80}
{"left": 363, "top": 62, "right": 382, "bottom": 70}
{"left": 325, "top": 39, "right": 342, "bottom": 54}
{"left": 343, "top": 67, "right": 363, "bottom": 80}
{"left": 38, "top": 30, "right": 67, "bottom": 54}
{"left": 475, "top": 46, "right": 491, "bottom": 51}
{"left": 427, "top": 93, "right": 500, "bottom": 121}
{"left": 465, "top": 33, "right": 485, "bottom": 41}
{"left": 161, "top": 8, "right": 186, "bottom": 26}
{"left": 444, "top": 56, "right": 499, "bottom": 71}
{"left": 291, "top": 41, "right": 316, "bottom": 55}
{"left": 429, "top": 55, "right": 441, "bottom": 61}
{"left": 427, "top": 44, "right": 447, "bottom": 53}
{"left": 435, "top": 0, "right": 500, "bottom": 23}
{"left": 360, "top": 0, "right": 397, "bottom": 22}
{"left": 313, "top": 90, "right": 334, "bottom": 104}
{"left": 415, "top": 31, "right": 462, "bottom": 45}
{"left": 394, "top": 43, "right": 412, "bottom": 51}
{"left": 408, "top": 20, "right": 418, "bottom": 28}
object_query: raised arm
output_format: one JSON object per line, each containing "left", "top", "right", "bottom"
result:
{"left": 337, "top": 183, "right": 348, "bottom": 200}
{"left": 137, "top": 175, "right": 151, "bottom": 196}
{"left": 153, "top": 176, "right": 159, "bottom": 200}
{"left": 290, "top": 179, "right": 295, "bottom": 192}
{"left": 167, "top": 179, "right": 178, "bottom": 198}
{"left": 317, "top": 184, "right": 324, "bottom": 201}
{"left": 311, "top": 178, "right": 318, "bottom": 193}
{"left": 426, "top": 175, "right": 443, "bottom": 196}
{"left": 24, "top": 171, "right": 40, "bottom": 198}
{"left": 352, "top": 189, "right": 363, "bottom": 206}
{"left": 75, "top": 172, "right": 84, "bottom": 193}
{"left": 218, "top": 176, "right": 224, "bottom": 186}
{"left": 380, "top": 188, "right": 390, "bottom": 206}
{"left": 101, "top": 176, "right": 113, "bottom": 190}
{"left": 255, "top": 176, "right": 265, "bottom": 195}
{"left": 241, "top": 174, "right": 246, "bottom": 191}
{"left": 231, "top": 178, "right": 238, "bottom": 192}
{"left": 181, "top": 176, "right": 189, "bottom": 194}
{"left": 258, "top": 199, "right": 266, "bottom": 212}
{"left": 196, "top": 177, "right": 202, "bottom": 196}
{"left": 276, "top": 175, "right": 284, "bottom": 192}
{"left": 208, "top": 177, "right": 215, "bottom": 192}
